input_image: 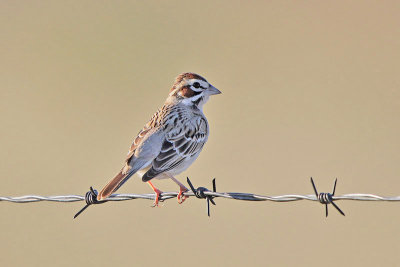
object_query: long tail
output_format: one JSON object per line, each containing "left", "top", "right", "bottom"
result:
{"left": 97, "top": 169, "right": 135, "bottom": 201}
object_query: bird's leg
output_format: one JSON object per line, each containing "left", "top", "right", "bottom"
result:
{"left": 147, "top": 181, "right": 163, "bottom": 207}
{"left": 169, "top": 176, "right": 189, "bottom": 204}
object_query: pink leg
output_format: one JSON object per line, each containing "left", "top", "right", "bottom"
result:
{"left": 169, "top": 176, "right": 189, "bottom": 204}
{"left": 147, "top": 181, "right": 163, "bottom": 207}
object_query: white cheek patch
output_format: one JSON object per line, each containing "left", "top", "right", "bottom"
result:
{"left": 181, "top": 94, "right": 203, "bottom": 106}
{"left": 191, "top": 94, "right": 203, "bottom": 102}
{"left": 181, "top": 98, "right": 194, "bottom": 105}
{"left": 191, "top": 87, "right": 202, "bottom": 92}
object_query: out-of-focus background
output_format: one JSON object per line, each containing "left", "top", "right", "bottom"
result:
{"left": 1, "top": 1, "right": 399, "bottom": 266}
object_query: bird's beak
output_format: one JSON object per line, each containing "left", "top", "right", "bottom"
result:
{"left": 207, "top": 84, "right": 221, "bottom": 95}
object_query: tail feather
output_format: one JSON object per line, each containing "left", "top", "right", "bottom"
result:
{"left": 97, "top": 170, "right": 133, "bottom": 201}
{"left": 141, "top": 167, "right": 160, "bottom": 182}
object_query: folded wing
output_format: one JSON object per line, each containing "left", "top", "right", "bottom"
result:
{"left": 142, "top": 117, "right": 208, "bottom": 182}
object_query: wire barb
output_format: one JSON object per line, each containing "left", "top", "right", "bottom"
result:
{"left": 310, "top": 177, "right": 345, "bottom": 217}
{"left": 73, "top": 187, "right": 106, "bottom": 219}
{"left": 186, "top": 177, "right": 217, "bottom": 217}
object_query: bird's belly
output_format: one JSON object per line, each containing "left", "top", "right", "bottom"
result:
{"left": 137, "top": 153, "right": 201, "bottom": 180}
{"left": 136, "top": 165, "right": 171, "bottom": 180}
{"left": 166, "top": 153, "right": 201, "bottom": 176}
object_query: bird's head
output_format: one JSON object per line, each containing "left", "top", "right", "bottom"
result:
{"left": 168, "top": 72, "right": 221, "bottom": 110}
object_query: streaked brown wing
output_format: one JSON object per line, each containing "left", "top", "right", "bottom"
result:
{"left": 126, "top": 126, "right": 151, "bottom": 164}
{"left": 125, "top": 107, "right": 164, "bottom": 164}
{"left": 98, "top": 108, "right": 165, "bottom": 199}
{"left": 98, "top": 124, "right": 153, "bottom": 200}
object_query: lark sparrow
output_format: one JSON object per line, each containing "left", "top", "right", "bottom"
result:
{"left": 97, "top": 72, "right": 221, "bottom": 206}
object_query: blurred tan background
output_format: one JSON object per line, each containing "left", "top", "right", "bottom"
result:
{"left": 1, "top": 1, "right": 399, "bottom": 266}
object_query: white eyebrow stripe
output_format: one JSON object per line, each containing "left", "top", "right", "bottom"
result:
{"left": 190, "top": 87, "right": 203, "bottom": 92}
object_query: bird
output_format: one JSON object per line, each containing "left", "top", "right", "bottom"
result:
{"left": 96, "top": 72, "right": 221, "bottom": 206}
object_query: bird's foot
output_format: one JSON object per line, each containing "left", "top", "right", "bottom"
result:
{"left": 147, "top": 181, "right": 163, "bottom": 207}
{"left": 177, "top": 186, "right": 189, "bottom": 204}
{"left": 151, "top": 188, "right": 163, "bottom": 207}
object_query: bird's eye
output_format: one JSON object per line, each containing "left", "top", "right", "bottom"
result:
{"left": 193, "top": 82, "right": 200, "bottom": 88}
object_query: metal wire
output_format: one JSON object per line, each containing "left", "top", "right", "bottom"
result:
{"left": 1, "top": 191, "right": 400, "bottom": 203}
{"left": 3, "top": 178, "right": 398, "bottom": 218}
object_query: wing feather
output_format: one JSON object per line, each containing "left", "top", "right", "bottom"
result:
{"left": 142, "top": 117, "right": 208, "bottom": 181}
{"left": 98, "top": 107, "right": 166, "bottom": 198}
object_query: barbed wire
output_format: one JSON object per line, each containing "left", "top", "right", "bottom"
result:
{"left": 2, "top": 191, "right": 400, "bottom": 203}
{"left": 1, "top": 178, "right": 400, "bottom": 218}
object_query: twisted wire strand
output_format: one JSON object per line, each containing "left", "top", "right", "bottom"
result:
{"left": 1, "top": 192, "right": 400, "bottom": 203}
